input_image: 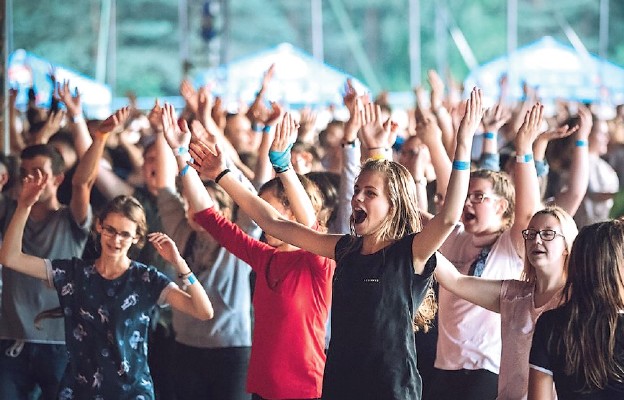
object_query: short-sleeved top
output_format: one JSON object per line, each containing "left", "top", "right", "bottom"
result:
{"left": 194, "top": 207, "right": 335, "bottom": 399}
{"left": 47, "top": 258, "right": 174, "bottom": 399}
{"left": 437, "top": 226, "right": 523, "bottom": 374}
{"left": 529, "top": 307, "right": 624, "bottom": 399}
{"left": 322, "top": 233, "right": 436, "bottom": 400}
{"left": 498, "top": 280, "right": 562, "bottom": 400}
{"left": 0, "top": 202, "right": 92, "bottom": 343}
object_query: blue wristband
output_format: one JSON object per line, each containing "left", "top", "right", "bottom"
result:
{"left": 575, "top": 140, "right": 588, "bottom": 147}
{"left": 269, "top": 143, "right": 293, "bottom": 173}
{"left": 263, "top": 125, "right": 272, "bottom": 134}
{"left": 183, "top": 273, "right": 197, "bottom": 287}
{"left": 483, "top": 132, "right": 496, "bottom": 139}
{"left": 179, "top": 157, "right": 194, "bottom": 176}
{"left": 452, "top": 160, "right": 470, "bottom": 170}
{"left": 515, "top": 153, "right": 534, "bottom": 163}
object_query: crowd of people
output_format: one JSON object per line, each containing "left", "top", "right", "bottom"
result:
{"left": 1, "top": 65, "right": 624, "bottom": 400}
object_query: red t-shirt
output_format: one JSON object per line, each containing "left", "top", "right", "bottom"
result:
{"left": 194, "top": 208, "right": 335, "bottom": 399}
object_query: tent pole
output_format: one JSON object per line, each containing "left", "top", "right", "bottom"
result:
{"left": 96, "top": 0, "right": 111, "bottom": 84}
{"left": 311, "top": 0, "right": 324, "bottom": 62}
{"left": 599, "top": 0, "right": 609, "bottom": 102}
{"left": 408, "top": 0, "right": 421, "bottom": 87}
{"left": 507, "top": 0, "right": 517, "bottom": 102}
{"left": 1, "top": 0, "right": 10, "bottom": 156}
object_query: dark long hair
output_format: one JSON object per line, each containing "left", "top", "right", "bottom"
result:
{"left": 557, "top": 220, "right": 624, "bottom": 391}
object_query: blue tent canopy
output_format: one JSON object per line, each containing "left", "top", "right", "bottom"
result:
{"left": 464, "top": 36, "right": 624, "bottom": 104}
{"left": 196, "top": 43, "right": 367, "bottom": 110}
{"left": 9, "top": 49, "right": 112, "bottom": 119}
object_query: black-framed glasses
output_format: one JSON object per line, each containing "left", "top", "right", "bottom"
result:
{"left": 101, "top": 224, "right": 136, "bottom": 241}
{"left": 466, "top": 192, "right": 497, "bottom": 204}
{"left": 522, "top": 229, "right": 564, "bottom": 241}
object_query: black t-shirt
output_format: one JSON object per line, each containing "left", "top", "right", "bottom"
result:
{"left": 530, "top": 306, "right": 624, "bottom": 399}
{"left": 322, "top": 233, "right": 436, "bottom": 400}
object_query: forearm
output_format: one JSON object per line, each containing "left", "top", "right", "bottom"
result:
{"left": 555, "top": 142, "right": 588, "bottom": 215}
{"left": 177, "top": 259, "right": 214, "bottom": 320}
{"left": 278, "top": 169, "right": 316, "bottom": 227}
{"left": 0, "top": 204, "right": 47, "bottom": 280}
{"left": 69, "top": 119, "right": 93, "bottom": 158}
{"left": 73, "top": 133, "right": 107, "bottom": 188}
{"left": 434, "top": 107, "right": 456, "bottom": 158}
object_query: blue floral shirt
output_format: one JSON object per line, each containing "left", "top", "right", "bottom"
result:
{"left": 47, "top": 258, "right": 174, "bottom": 400}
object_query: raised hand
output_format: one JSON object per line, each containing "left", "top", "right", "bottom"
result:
{"left": 457, "top": 87, "right": 485, "bottom": 145}
{"left": 180, "top": 79, "right": 199, "bottom": 114}
{"left": 55, "top": 80, "right": 82, "bottom": 118}
{"left": 19, "top": 169, "right": 48, "bottom": 208}
{"left": 482, "top": 103, "right": 512, "bottom": 133}
{"left": 428, "top": 69, "right": 445, "bottom": 111}
{"left": 576, "top": 104, "right": 593, "bottom": 142}
{"left": 271, "top": 113, "right": 298, "bottom": 153}
{"left": 148, "top": 232, "right": 183, "bottom": 265}
{"left": 515, "top": 103, "right": 544, "bottom": 155}
{"left": 147, "top": 99, "right": 163, "bottom": 132}
{"left": 161, "top": 103, "right": 191, "bottom": 150}
{"left": 359, "top": 102, "right": 394, "bottom": 151}
{"left": 99, "top": 106, "right": 130, "bottom": 135}
{"left": 189, "top": 140, "right": 227, "bottom": 181}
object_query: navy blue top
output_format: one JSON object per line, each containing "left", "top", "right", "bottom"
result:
{"left": 49, "top": 258, "right": 172, "bottom": 400}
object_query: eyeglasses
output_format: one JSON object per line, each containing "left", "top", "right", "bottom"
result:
{"left": 522, "top": 229, "right": 564, "bottom": 241}
{"left": 466, "top": 192, "right": 498, "bottom": 204}
{"left": 101, "top": 224, "right": 136, "bottom": 241}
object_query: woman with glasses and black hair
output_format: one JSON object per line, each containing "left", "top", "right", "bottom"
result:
{"left": 434, "top": 205, "right": 578, "bottom": 399}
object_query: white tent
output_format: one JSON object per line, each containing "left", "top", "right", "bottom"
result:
{"left": 464, "top": 36, "right": 624, "bottom": 104}
{"left": 195, "top": 43, "right": 367, "bottom": 109}
{"left": 9, "top": 49, "right": 112, "bottom": 119}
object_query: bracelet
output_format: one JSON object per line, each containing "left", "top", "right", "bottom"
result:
{"left": 483, "top": 132, "right": 496, "bottom": 139}
{"left": 214, "top": 168, "right": 231, "bottom": 184}
{"left": 183, "top": 273, "right": 198, "bottom": 287}
{"left": 515, "top": 153, "right": 534, "bottom": 163}
{"left": 179, "top": 158, "right": 194, "bottom": 177}
{"left": 452, "top": 160, "right": 470, "bottom": 170}
{"left": 370, "top": 154, "right": 387, "bottom": 161}
{"left": 368, "top": 146, "right": 389, "bottom": 151}
{"left": 262, "top": 125, "right": 272, "bottom": 134}
{"left": 575, "top": 140, "right": 588, "bottom": 147}
{"left": 341, "top": 139, "right": 357, "bottom": 148}
{"left": 177, "top": 270, "right": 193, "bottom": 279}
{"left": 71, "top": 114, "right": 85, "bottom": 124}
{"left": 176, "top": 146, "right": 189, "bottom": 156}
{"left": 273, "top": 165, "right": 290, "bottom": 174}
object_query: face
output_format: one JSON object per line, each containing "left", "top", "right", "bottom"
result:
{"left": 523, "top": 213, "right": 567, "bottom": 272}
{"left": 20, "top": 156, "right": 61, "bottom": 203}
{"left": 462, "top": 177, "right": 506, "bottom": 235}
{"left": 97, "top": 212, "right": 139, "bottom": 256}
{"left": 589, "top": 120, "right": 609, "bottom": 156}
{"left": 351, "top": 170, "right": 391, "bottom": 236}
{"left": 259, "top": 190, "right": 293, "bottom": 248}
{"left": 142, "top": 146, "right": 159, "bottom": 192}
{"left": 225, "top": 115, "right": 258, "bottom": 154}
{"left": 397, "top": 137, "right": 422, "bottom": 168}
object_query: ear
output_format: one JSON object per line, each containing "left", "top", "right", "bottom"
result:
{"left": 95, "top": 219, "right": 103, "bottom": 234}
{"left": 495, "top": 197, "right": 509, "bottom": 217}
{"left": 52, "top": 173, "right": 65, "bottom": 187}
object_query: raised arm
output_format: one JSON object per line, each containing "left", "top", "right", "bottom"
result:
{"left": 428, "top": 70, "right": 456, "bottom": 158}
{"left": 0, "top": 170, "right": 48, "bottom": 280}
{"left": 56, "top": 80, "right": 92, "bottom": 157}
{"left": 510, "top": 103, "right": 544, "bottom": 256}
{"left": 413, "top": 88, "right": 482, "bottom": 271}
{"left": 71, "top": 107, "right": 130, "bottom": 224}
{"left": 416, "top": 108, "right": 451, "bottom": 198}
{"left": 189, "top": 139, "right": 341, "bottom": 259}
{"left": 270, "top": 113, "right": 316, "bottom": 227}
{"left": 551, "top": 105, "right": 591, "bottom": 215}
{"left": 150, "top": 232, "right": 213, "bottom": 320}
{"left": 479, "top": 103, "right": 512, "bottom": 170}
